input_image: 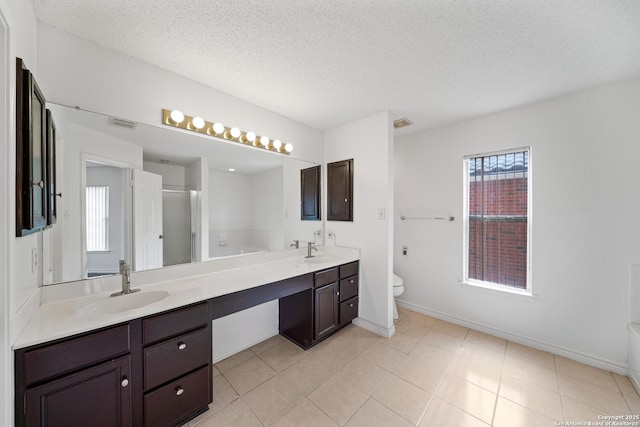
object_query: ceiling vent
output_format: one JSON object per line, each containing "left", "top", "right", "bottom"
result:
{"left": 109, "top": 117, "right": 137, "bottom": 130}
{"left": 393, "top": 118, "right": 413, "bottom": 129}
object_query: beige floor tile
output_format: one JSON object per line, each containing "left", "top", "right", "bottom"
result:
{"left": 502, "top": 356, "right": 559, "bottom": 392}
{"left": 409, "top": 340, "right": 455, "bottom": 366}
{"left": 372, "top": 374, "right": 432, "bottom": 424}
{"left": 359, "top": 341, "right": 406, "bottom": 370}
{"left": 447, "top": 355, "right": 501, "bottom": 393}
{"left": 191, "top": 399, "right": 262, "bottom": 427}
{"left": 338, "top": 355, "right": 389, "bottom": 395}
{"left": 393, "top": 354, "right": 448, "bottom": 393}
{"left": 493, "top": 397, "right": 555, "bottom": 427}
{"left": 405, "top": 311, "right": 438, "bottom": 328}
{"left": 614, "top": 373, "right": 640, "bottom": 398}
{"left": 624, "top": 395, "right": 640, "bottom": 414}
{"left": 344, "top": 398, "right": 414, "bottom": 427}
{"left": 251, "top": 334, "right": 286, "bottom": 354}
{"left": 331, "top": 325, "right": 379, "bottom": 354}
{"left": 397, "top": 306, "right": 411, "bottom": 320}
{"left": 215, "top": 349, "right": 256, "bottom": 373}
{"left": 499, "top": 373, "right": 563, "bottom": 420}
{"left": 211, "top": 365, "right": 221, "bottom": 377}
{"left": 242, "top": 375, "right": 305, "bottom": 425}
{"left": 465, "top": 329, "right": 507, "bottom": 353}
{"left": 421, "top": 329, "right": 464, "bottom": 353}
{"left": 281, "top": 354, "right": 337, "bottom": 396}
{"left": 308, "top": 374, "right": 369, "bottom": 425}
{"left": 555, "top": 355, "right": 619, "bottom": 392}
{"left": 505, "top": 341, "right": 555, "bottom": 370}
{"left": 378, "top": 332, "right": 420, "bottom": 354}
{"left": 394, "top": 317, "right": 432, "bottom": 339}
{"left": 561, "top": 395, "right": 604, "bottom": 422}
{"left": 272, "top": 398, "right": 339, "bottom": 427}
{"left": 259, "top": 340, "right": 306, "bottom": 372}
{"left": 210, "top": 375, "right": 240, "bottom": 413}
{"left": 436, "top": 374, "right": 497, "bottom": 424}
{"left": 558, "top": 375, "right": 630, "bottom": 414}
{"left": 431, "top": 320, "right": 470, "bottom": 339}
{"left": 308, "top": 339, "right": 360, "bottom": 373}
{"left": 456, "top": 341, "right": 505, "bottom": 371}
{"left": 420, "top": 397, "right": 489, "bottom": 427}
{"left": 224, "top": 356, "right": 277, "bottom": 395}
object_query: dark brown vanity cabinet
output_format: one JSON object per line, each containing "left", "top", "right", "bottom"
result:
{"left": 142, "top": 302, "right": 212, "bottom": 427}
{"left": 327, "top": 159, "right": 353, "bottom": 221}
{"left": 15, "top": 324, "right": 133, "bottom": 427}
{"left": 301, "top": 165, "right": 321, "bottom": 220}
{"left": 15, "top": 303, "right": 212, "bottom": 427}
{"left": 279, "top": 261, "right": 359, "bottom": 349}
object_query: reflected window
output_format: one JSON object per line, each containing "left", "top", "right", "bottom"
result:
{"left": 86, "top": 186, "right": 110, "bottom": 252}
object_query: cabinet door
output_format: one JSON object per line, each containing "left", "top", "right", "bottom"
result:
{"left": 301, "top": 165, "right": 321, "bottom": 220}
{"left": 25, "top": 355, "right": 132, "bottom": 427}
{"left": 327, "top": 159, "right": 353, "bottom": 221}
{"left": 314, "top": 282, "right": 338, "bottom": 340}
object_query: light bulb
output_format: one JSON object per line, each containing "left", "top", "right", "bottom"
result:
{"left": 228, "top": 168, "right": 236, "bottom": 172}
{"left": 230, "top": 127, "right": 241, "bottom": 138}
{"left": 246, "top": 131, "right": 256, "bottom": 143}
{"left": 284, "top": 143, "right": 293, "bottom": 153}
{"left": 192, "top": 116, "right": 205, "bottom": 129}
{"left": 260, "top": 136, "right": 270, "bottom": 147}
{"left": 212, "top": 122, "right": 225, "bottom": 135}
{"left": 169, "top": 110, "right": 184, "bottom": 124}
{"left": 272, "top": 140, "right": 282, "bottom": 150}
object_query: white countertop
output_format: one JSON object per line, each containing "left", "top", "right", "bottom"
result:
{"left": 13, "top": 246, "right": 359, "bottom": 350}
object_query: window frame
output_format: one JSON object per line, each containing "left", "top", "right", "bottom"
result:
{"left": 462, "top": 147, "right": 533, "bottom": 296}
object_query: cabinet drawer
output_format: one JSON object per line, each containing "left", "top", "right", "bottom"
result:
{"left": 339, "top": 261, "right": 359, "bottom": 278}
{"left": 22, "top": 324, "right": 129, "bottom": 386}
{"left": 339, "top": 296, "right": 358, "bottom": 326}
{"left": 144, "top": 327, "right": 210, "bottom": 391}
{"left": 315, "top": 267, "right": 338, "bottom": 287}
{"left": 144, "top": 365, "right": 211, "bottom": 427}
{"left": 143, "top": 303, "right": 208, "bottom": 345}
{"left": 339, "top": 275, "right": 358, "bottom": 302}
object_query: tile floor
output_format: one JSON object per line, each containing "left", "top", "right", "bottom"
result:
{"left": 187, "top": 307, "right": 640, "bottom": 426}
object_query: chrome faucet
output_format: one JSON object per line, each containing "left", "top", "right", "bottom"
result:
{"left": 111, "top": 260, "right": 140, "bottom": 297}
{"left": 290, "top": 240, "right": 300, "bottom": 249}
{"left": 306, "top": 241, "right": 318, "bottom": 258}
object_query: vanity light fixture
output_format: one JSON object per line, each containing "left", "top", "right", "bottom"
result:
{"left": 162, "top": 109, "right": 293, "bottom": 155}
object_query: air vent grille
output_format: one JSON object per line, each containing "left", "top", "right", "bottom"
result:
{"left": 109, "top": 117, "right": 137, "bottom": 130}
{"left": 393, "top": 118, "right": 413, "bottom": 129}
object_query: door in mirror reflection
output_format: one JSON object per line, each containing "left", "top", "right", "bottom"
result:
{"left": 133, "top": 169, "right": 163, "bottom": 271}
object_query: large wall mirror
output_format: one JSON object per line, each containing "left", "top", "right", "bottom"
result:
{"left": 45, "top": 103, "right": 322, "bottom": 286}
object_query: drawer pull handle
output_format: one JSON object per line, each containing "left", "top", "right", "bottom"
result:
{"left": 178, "top": 342, "right": 187, "bottom": 350}
{"left": 336, "top": 291, "right": 340, "bottom": 296}
{"left": 350, "top": 280, "right": 354, "bottom": 284}
{"left": 349, "top": 303, "right": 354, "bottom": 308}
{"left": 176, "top": 387, "right": 184, "bottom": 396}
{"left": 121, "top": 377, "right": 129, "bottom": 388}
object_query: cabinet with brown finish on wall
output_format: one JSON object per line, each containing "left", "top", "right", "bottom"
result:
{"left": 327, "top": 159, "right": 353, "bottom": 221}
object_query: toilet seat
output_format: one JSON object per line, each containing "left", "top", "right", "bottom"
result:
{"left": 393, "top": 274, "right": 403, "bottom": 288}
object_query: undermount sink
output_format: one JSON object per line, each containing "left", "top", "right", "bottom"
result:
{"left": 304, "top": 255, "right": 336, "bottom": 264}
{"left": 79, "top": 290, "right": 169, "bottom": 316}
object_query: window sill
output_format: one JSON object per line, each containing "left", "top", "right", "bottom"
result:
{"left": 87, "top": 250, "right": 111, "bottom": 254}
{"left": 460, "top": 280, "right": 535, "bottom": 299}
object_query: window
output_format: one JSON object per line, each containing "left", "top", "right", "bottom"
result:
{"left": 86, "top": 186, "right": 109, "bottom": 252}
{"left": 464, "top": 148, "right": 530, "bottom": 292}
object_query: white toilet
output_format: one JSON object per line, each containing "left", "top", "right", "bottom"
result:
{"left": 392, "top": 273, "right": 405, "bottom": 320}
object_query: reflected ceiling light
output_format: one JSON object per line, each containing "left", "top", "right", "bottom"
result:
{"left": 162, "top": 108, "right": 292, "bottom": 156}
{"left": 191, "top": 116, "right": 205, "bottom": 129}
{"left": 169, "top": 110, "right": 184, "bottom": 124}
{"left": 228, "top": 168, "right": 236, "bottom": 172}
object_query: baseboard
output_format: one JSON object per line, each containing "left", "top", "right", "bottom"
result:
{"left": 396, "top": 300, "right": 627, "bottom": 375}
{"left": 353, "top": 317, "right": 395, "bottom": 338}
{"left": 212, "top": 331, "right": 280, "bottom": 364}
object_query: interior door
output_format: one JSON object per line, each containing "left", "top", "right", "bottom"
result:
{"left": 133, "top": 169, "right": 163, "bottom": 271}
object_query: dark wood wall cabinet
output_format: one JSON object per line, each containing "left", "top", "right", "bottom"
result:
{"left": 16, "top": 58, "right": 57, "bottom": 236}
{"left": 279, "top": 261, "right": 359, "bottom": 349}
{"left": 15, "top": 303, "right": 212, "bottom": 427}
{"left": 327, "top": 159, "right": 353, "bottom": 221}
{"left": 301, "top": 165, "right": 321, "bottom": 220}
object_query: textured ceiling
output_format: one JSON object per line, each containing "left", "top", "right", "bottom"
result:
{"left": 32, "top": 0, "right": 640, "bottom": 135}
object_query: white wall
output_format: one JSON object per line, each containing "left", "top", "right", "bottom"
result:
{"left": 144, "top": 161, "right": 186, "bottom": 190}
{"left": 250, "top": 168, "right": 284, "bottom": 251}
{"left": 185, "top": 158, "right": 208, "bottom": 261}
{"left": 0, "top": 0, "right": 39, "bottom": 423}
{"left": 324, "top": 111, "right": 394, "bottom": 335}
{"left": 209, "top": 170, "right": 251, "bottom": 252}
{"left": 394, "top": 75, "right": 640, "bottom": 371}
